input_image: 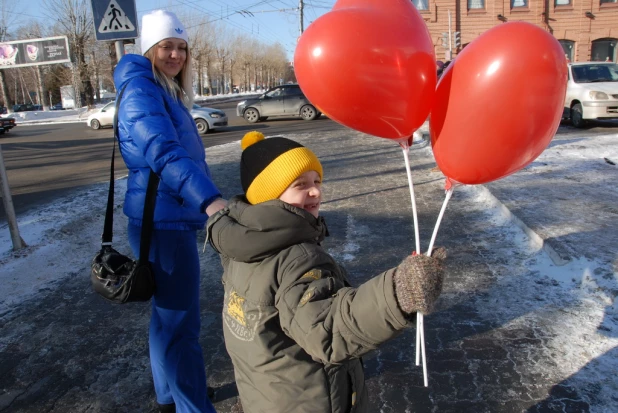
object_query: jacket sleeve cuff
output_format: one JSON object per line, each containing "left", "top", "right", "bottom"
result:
{"left": 201, "top": 194, "right": 223, "bottom": 214}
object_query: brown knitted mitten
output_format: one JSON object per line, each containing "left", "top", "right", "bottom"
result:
{"left": 393, "top": 247, "right": 446, "bottom": 315}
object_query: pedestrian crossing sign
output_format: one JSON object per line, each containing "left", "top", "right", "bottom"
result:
{"left": 91, "top": 0, "right": 138, "bottom": 41}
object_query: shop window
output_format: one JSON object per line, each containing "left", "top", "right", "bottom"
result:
{"left": 468, "top": 0, "right": 485, "bottom": 9}
{"left": 413, "top": 0, "right": 429, "bottom": 10}
{"left": 559, "top": 40, "right": 575, "bottom": 62}
{"left": 591, "top": 38, "right": 617, "bottom": 62}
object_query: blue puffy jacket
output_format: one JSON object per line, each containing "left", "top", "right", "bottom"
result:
{"left": 113, "top": 54, "right": 221, "bottom": 230}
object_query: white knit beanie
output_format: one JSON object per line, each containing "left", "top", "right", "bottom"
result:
{"left": 140, "top": 10, "right": 189, "bottom": 55}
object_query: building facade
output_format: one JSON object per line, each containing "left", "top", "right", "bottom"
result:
{"left": 412, "top": 0, "right": 618, "bottom": 63}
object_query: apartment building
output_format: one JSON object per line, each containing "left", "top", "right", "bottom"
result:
{"left": 412, "top": 0, "right": 618, "bottom": 63}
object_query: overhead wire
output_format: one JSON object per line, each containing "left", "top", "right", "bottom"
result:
{"left": 173, "top": 0, "right": 285, "bottom": 45}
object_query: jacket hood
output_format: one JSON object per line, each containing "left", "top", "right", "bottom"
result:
{"left": 207, "top": 195, "right": 328, "bottom": 263}
{"left": 113, "top": 54, "right": 156, "bottom": 91}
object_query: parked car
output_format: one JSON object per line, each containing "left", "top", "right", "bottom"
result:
{"left": 564, "top": 62, "right": 618, "bottom": 128}
{"left": 0, "top": 116, "right": 16, "bottom": 133}
{"left": 50, "top": 103, "right": 65, "bottom": 110}
{"left": 13, "top": 103, "right": 41, "bottom": 112}
{"left": 191, "top": 104, "right": 228, "bottom": 134}
{"left": 87, "top": 101, "right": 227, "bottom": 134}
{"left": 236, "top": 84, "right": 320, "bottom": 123}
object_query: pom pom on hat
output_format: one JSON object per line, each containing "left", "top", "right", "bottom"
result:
{"left": 241, "top": 131, "right": 265, "bottom": 150}
{"left": 240, "top": 134, "right": 323, "bottom": 205}
{"left": 141, "top": 10, "right": 189, "bottom": 55}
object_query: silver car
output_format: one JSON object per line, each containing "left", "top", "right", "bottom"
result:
{"left": 191, "top": 104, "right": 228, "bottom": 134}
{"left": 236, "top": 84, "right": 320, "bottom": 123}
{"left": 87, "top": 101, "right": 227, "bottom": 134}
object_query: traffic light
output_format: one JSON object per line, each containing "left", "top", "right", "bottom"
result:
{"left": 453, "top": 31, "right": 461, "bottom": 48}
{"left": 441, "top": 32, "right": 449, "bottom": 48}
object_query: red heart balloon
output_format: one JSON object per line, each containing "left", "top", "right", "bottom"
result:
{"left": 294, "top": 0, "right": 435, "bottom": 140}
{"left": 430, "top": 22, "right": 568, "bottom": 184}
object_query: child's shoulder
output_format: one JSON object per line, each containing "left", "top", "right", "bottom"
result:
{"left": 278, "top": 241, "right": 339, "bottom": 272}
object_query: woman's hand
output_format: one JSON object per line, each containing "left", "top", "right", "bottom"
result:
{"left": 205, "top": 198, "right": 227, "bottom": 216}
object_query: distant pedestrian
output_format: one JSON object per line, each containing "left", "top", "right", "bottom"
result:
{"left": 113, "top": 9, "right": 226, "bottom": 413}
{"left": 206, "top": 131, "right": 447, "bottom": 413}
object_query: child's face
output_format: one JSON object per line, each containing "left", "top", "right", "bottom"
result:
{"left": 279, "top": 170, "right": 322, "bottom": 218}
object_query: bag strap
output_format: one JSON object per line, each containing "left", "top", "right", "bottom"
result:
{"left": 101, "top": 79, "right": 160, "bottom": 266}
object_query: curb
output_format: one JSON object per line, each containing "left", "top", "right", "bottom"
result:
{"left": 417, "top": 128, "right": 570, "bottom": 267}
{"left": 476, "top": 184, "right": 571, "bottom": 266}
{"left": 15, "top": 120, "right": 86, "bottom": 126}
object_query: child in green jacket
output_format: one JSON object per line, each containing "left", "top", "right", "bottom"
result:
{"left": 207, "top": 131, "right": 446, "bottom": 413}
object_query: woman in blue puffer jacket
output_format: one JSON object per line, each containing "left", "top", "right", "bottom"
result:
{"left": 113, "top": 10, "right": 225, "bottom": 413}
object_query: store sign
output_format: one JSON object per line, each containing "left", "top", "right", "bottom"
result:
{"left": 0, "top": 36, "right": 71, "bottom": 69}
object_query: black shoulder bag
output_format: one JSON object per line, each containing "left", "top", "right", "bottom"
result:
{"left": 90, "top": 83, "right": 160, "bottom": 303}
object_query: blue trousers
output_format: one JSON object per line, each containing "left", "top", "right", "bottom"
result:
{"left": 128, "top": 224, "right": 215, "bottom": 413}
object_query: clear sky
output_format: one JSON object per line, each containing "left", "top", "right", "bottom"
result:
{"left": 9, "top": 0, "right": 338, "bottom": 61}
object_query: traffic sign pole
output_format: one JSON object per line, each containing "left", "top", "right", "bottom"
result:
{"left": 115, "top": 41, "right": 125, "bottom": 64}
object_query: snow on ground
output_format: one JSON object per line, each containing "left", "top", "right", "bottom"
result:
{"left": 0, "top": 179, "right": 127, "bottom": 317}
{"left": 0, "top": 127, "right": 616, "bottom": 319}
{"left": 0, "top": 117, "right": 616, "bottom": 410}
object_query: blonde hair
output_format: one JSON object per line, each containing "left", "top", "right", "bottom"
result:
{"left": 144, "top": 43, "right": 194, "bottom": 108}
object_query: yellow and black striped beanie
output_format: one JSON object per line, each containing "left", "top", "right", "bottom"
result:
{"left": 240, "top": 131, "right": 323, "bottom": 205}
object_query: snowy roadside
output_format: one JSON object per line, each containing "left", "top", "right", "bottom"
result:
{"left": 1, "top": 91, "right": 257, "bottom": 126}
{"left": 0, "top": 178, "right": 128, "bottom": 318}
{"left": 0, "top": 132, "right": 616, "bottom": 331}
{"left": 0, "top": 125, "right": 616, "bottom": 410}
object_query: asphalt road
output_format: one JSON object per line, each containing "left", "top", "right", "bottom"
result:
{"left": 0, "top": 102, "right": 346, "bottom": 217}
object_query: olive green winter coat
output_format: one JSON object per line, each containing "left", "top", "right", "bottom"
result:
{"left": 206, "top": 196, "right": 411, "bottom": 413}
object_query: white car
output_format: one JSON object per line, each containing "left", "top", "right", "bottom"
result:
{"left": 87, "top": 101, "right": 116, "bottom": 130}
{"left": 87, "top": 101, "right": 228, "bottom": 135}
{"left": 564, "top": 62, "right": 618, "bottom": 128}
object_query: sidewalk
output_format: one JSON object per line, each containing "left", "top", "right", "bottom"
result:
{"left": 0, "top": 127, "right": 616, "bottom": 412}
{"left": 2, "top": 108, "right": 90, "bottom": 125}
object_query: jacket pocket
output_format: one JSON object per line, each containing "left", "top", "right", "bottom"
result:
{"left": 347, "top": 360, "right": 366, "bottom": 413}
{"left": 347, "top": 371, "right": 357, "bottom": 413}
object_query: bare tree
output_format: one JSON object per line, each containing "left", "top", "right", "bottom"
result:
{"left": 232, "top": 34, "right": 256, "bottom": 92}
{"left": 211, "top": 25, "right": 234, "bottom": 95}
{"left": 87, "top": 39, "right": 115, "bottom": 101}
{"left": 185, "top": 14, "right": 215, "bottom": 96}
{"left": 14, "top": 22, "right": 50, "bottom": 109}
{"left": 43, "top": 0, "right": 94, "bottom": 108}
{"left": 264, "top": 43, "right": 288, "bottom": 87}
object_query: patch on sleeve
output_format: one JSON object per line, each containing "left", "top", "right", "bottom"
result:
{"left": 301, "top": 269, "right": 322, "bottom": 280}
{"left": 299, "top": 287, "right": 316, "bottom": 306}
